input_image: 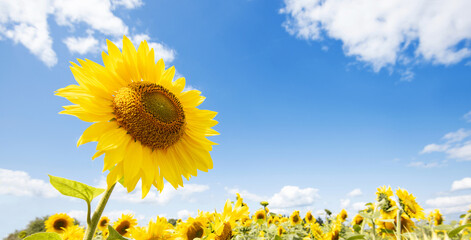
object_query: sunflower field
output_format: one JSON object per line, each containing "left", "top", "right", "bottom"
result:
{"left": 21, "top": 185, "right": 471, "bottom": 240}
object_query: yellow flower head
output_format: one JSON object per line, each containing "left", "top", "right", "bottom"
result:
{"left": 129, "top": 217, "right": 173, "bottom": 240}
{"left": 325, "top": 221, "right": 341, "bottom": 240}
{"left": 177, "top": 217, "right": 205, "bottom": 240}
{"left": 113, "top": 213, "right": 138, "bottom": 237}
{"left": 428, "top": 209, "right": 444, "bottom": 226}
{"left": 376, "top": 186, "right": 397, "bottom": 219}
{"left": 310, "top": 222, "right": 324, "bottom": 239}
{"left": 253, "top": 209, "right": 266, "bottom": 222}
{"left": 45, "top": 213, "right": 75, "bottom": 234}
{"left": 277, "top": 225, "right": 285, "bottom": 236}
{"left": 60, "top": 225, "right": 84, "bottom": 240}
{"left": 290, "top": 210, "right": 302, "bottom": 225}
{"left": 352, "top": 214, "right": 364, "bottom": 226}
{"left": 396, "top": 188, "right": 425, "bottom": 220}
{"left": 56, "top": 36, "right": 218, "bottom": 197}
{"left": 305, "top": 210, "right": 316, "bottom": 224}
{"left": 98, "top": 216, "right": 110, "bottom": 232}
{"left": 337, "top": 209, "right": 348, "bottom": 223}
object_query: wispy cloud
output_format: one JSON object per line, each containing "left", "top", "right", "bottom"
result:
{"left": 0, "top": 168, "right": 58, "bottom": 198}
{"left": 280, "top": 0, "right": 471, "bottom": 77}
{"left": 421, "top": 129, "right": 471, "bottom": 161}
{"left": 451, "top": 177, "right": 471, "bottom": 191}
{"left": 0, "top": 0, "right": 174, "bottom": 67}
{"left": 347, "top": 188, "right": 362, "bottom": 197}
{"left": 407, "top": 161, "right": 447, "bottom": 168}
{"left": 226, "top": 185, "right": 320, "bottom": 211}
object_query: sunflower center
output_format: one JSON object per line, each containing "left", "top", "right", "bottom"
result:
{"left": 53, "top": 219, "right": 68, "bottom": 231}
{"left": 293, "top": 215, "right": 299, "bottom": 223}
{"left": 116, "top": 220, "right": 130, "bottom": 235}
{"left": 100, "top": 219, "right": 108, "bottom": 227}
{"left": 187, "top": 222, "right": 204, "bottom": 240}
{"left": 113, "top": 82, "right": 185, "bottom": 150}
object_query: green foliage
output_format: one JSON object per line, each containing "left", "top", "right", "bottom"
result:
{"left": 107, "top": 225, "right": 128, "bottom": 240}
{"left": 48, "top": 175, "right": 104, "bottom": 204}
{"left": 23, "top": 233, "right": 60, "bottom": 240}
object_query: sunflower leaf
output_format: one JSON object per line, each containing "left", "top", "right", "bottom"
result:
{"left": 346, "top": 235, "right": 365, "bottom": 240}
{"left": 107, "top": 225, "right": 129, "bottom": 240}
{"left": 448, "top": 223, "right": 471, "bottom": 238}
{"left": 49, "top": 175, "right": 104, "bottom": 204}
{"left": 23, "top": 232, "right": 61, "bottom": 240}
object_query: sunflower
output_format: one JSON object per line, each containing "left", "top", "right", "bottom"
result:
{"left": 376, "top": 186, "right": 397, "bottom": 219}
{"left": 253, "top": 209, "right": 266, "bottom": 222}
{"left": 45, "top": 213, "right": 75, "bottom": 234}
{"left": 325, "top": 221, "right": 341, "bottom": 240}
{"left": 277, "top": 225, "right": 285, "bottom": 236}
{"left": 396, "top": 188, "right": 425, "bottom": 220}
{"left": 98, "top": 216, "right": 110, "bottom": 232}
{"left": 178, "top": 218, "right": 205, "bottom": 240}
{"left": 305, "top": 210, "right": 316, "bottom": 224}
{"left": 337, "top": 209, "right": 348, "bottom": 223}
{"left": 290, "top": 210, "right": 302, "bottom": 225}
{"left": 60, "top": 225, "right": 84, "bottom": 240}
{"left": 352, "top": 214, "right": 363, "bottom": 226}
{"left": 113, "top": 213, "right": 138, "bottom": 237}
{"left": 129, "top": 217, "right": 173, "bottom": 240}
{"left": 428, "top": 209, "right": 444, "bottom": 226}
{"left": 310, "top": 222, "right": 324, "bottom": 239}
{"left": 56, "top": 36, "right": 218, "bottom": 197}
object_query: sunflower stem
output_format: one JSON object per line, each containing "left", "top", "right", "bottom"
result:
{"left": 86, "top": 201, "right": 91, "bottom": 226}
{"left": 83, "top": 183, "right": 116, "bottom": 240}
{"left": 396, "top": 209, "right": 402, "bottom": 240}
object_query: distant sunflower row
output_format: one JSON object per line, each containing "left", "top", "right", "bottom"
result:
{"left": 43, "top": 186, "right": 471, "bottom": 240}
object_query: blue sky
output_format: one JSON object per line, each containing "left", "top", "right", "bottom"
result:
{"left": 1, "top": 0, "right": 471, "bottom": 237}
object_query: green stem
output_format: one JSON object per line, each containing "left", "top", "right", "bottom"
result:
{"left": 396, "top": 209, "right": 402, "bottom": 240}
{"left": 372, "top": 220, "right": 376, "bottom": 240}
{"left": 83, "top": 183, "right": 116, "bottom": 240}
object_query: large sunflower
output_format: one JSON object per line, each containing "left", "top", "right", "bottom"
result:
{"left": 56, "top": 36, "right": 218, "bottom": 197}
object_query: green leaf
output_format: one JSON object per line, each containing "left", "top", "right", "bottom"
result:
{"left": 372, "top": 211, "right": 381, "bottom": 219}
{"left": 434, "top": 224, "right": 453, "bottom": 231}
{"left": 107, "top": 225, "right": 129, "bottom": 240}
{"left": 49, "top": 175, "right": 104, "bottom": 204}
{"left": 23, "top": 233, "right": 61, "bottom": 240}
{"left": 448, "top": 223, "right": 471, "bottom": 238}
{"left": 353, "top": 224, "right": 361, "bottom": 233}
{"left": 359, "top": 212, "right": 371, "bottom": 219}
{"left": 274, "top": 235, "right": 283, "bottom": 240}
{"left": 346, "top": 235, "right": 365, "bottom": 240}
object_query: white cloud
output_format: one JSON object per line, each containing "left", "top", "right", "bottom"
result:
{"left": 225, "top": 187, "right": 267, "bottom": 203}
{"left": 226, "top": 185, "right": 320, "bottom": 211}
{"left": 108, "top": 179, "right": 209, "bottom": 205}
{"left": 352, "top": 202, "right": 367, "bottom": 212}
{"left": 177, "top": 209, "right": 194, "bottom": 220}
{"left": 111, "top": 0, "right": 143, "bottom": 9}
{"left": 451, "top": 177, "right": 471, "bottom": 191}
{"left": 426, "top": 194, "right": 471, "bottom": 208}
{"left": 269, "top": 186, "right": 320, "bottom": 208}
{"left": 340, "top": 199, "right": 350, "bottom": 208}
{"left": 464, "top": 111, "right": 471, "bottom": 122}
{"left": 280, "top": 0, "right": 471, "bottom": 72}
{"left": 347, "top": 188, "right": 362, "bottom": 197}
{"left": 407, "top": 161, "right": 447, "bottom": 168}
{"left": 63, "top": 35, "right": 99, "bottom": 55}
{"left": 68, "top": 210, "right": 87, "bottom": 226}
{"left": 0, "top": 0, "right": 175, "bottom": 67}
{"left": 0, "top": 168, "right": 58, "bottom": 198}
{"left": 53, "top": 0, "right": 128, "bottom": 36}
{"left": 421, "top": 129, "right": 471, "bottom": 161}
